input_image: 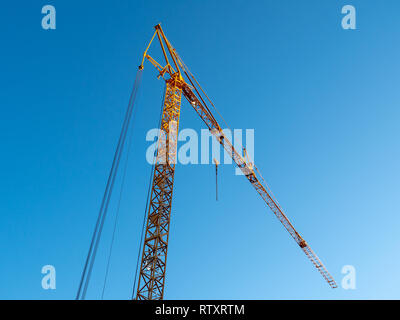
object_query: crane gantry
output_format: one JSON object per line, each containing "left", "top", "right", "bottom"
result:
{"left": 135, "top": 24, "right": 337, "bottom": 300}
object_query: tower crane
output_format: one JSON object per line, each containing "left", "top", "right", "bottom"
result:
{"left": 135, "top": 24, "right": 337, "bottom": 300}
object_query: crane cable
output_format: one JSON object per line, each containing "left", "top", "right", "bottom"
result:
{"left": 100, "top": 78, "right": 141, "bottom": 299}
{"left": 174, "top": 50, "right": 231, "bottom": 131}
{"left": 213, "top": 158, "right": 219, "bottom": 201}
{"left": 216, "top": 164, "right": 218, "bottom": 201}
{"left": 76, "top": 68, "right": 143, "bottom": 300}
{"left": 131, "top": 83, "right": 165, "bottom": 300}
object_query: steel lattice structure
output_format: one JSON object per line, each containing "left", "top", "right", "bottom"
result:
{"left": 135, "top": 24, "right": 337, "bottom": 300}
{"left": 136, "top": 74, "right": 183, "bottom": 300}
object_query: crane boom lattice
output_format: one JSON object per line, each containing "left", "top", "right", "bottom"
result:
{"left": 134, "top": 24, "right": 337, "bottom": 300}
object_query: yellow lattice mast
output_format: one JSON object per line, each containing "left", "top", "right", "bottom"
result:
{"left": 135, "top": 25, "right": 185, "bottom": 300}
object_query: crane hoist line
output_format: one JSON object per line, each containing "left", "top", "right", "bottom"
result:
{"left": 134, "top": 24, "right": 337, "bottom": 300}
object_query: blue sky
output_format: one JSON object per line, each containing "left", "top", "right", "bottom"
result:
{"left": 1, "top": 0, "right": 400, "bottom": 299}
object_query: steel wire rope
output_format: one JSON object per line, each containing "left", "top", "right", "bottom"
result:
{"left": 76, "top": 69, "right": 143, "bottom": 300}
{"left": 100, "top": 76, "right": 143, "bottom": 299}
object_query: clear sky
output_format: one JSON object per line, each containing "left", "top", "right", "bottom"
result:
{"left": 1, "top": 0, "right": 400, "bottom": 300}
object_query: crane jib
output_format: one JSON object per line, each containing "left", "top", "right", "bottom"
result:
{"left": 182, "top": 77, "right": 338, "bottom": 289}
